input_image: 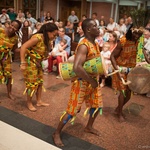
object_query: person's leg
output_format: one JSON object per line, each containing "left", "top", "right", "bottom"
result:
{"left": 115, "top": 92, "right": 126, "bottom": 122}
{"left": 27, "top": 93, "right": 37, "bottom": 111}
{"left": 6, "top": 77, "right": 15, "bottom": 100}
{"left": 85, "top": 108, "right": 100, "bottom": 136}
{"left": 56, "top": 56, "right": 62, "bottom": 75}
{"left": 48, "top": 55, "right": 55, "bottom": 72}
{"left": 53, "top": 113, "right": 72, "bottom": 147}
{"left": 36, "top": 84, "right": 49, "bottom": 106}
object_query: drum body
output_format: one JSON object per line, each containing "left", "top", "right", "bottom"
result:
{"left": 127, "top": 64, "right": 150, "bottom": 94}
{"left": 59, "top": 57, "right": 107, "bottom": 80}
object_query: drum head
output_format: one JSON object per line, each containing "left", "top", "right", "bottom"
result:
{"left": 127, "top": 66, "right": 150, "bottom": 94}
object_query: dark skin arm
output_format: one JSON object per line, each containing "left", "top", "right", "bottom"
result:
{"left": 143, "top": 49, "right": 150, "bottom": 64}
{"left": 110, "top": 41, "right": 122, "bottom": 80}
{"left": 73, "top": 44, "right": 98, "bottom": 88}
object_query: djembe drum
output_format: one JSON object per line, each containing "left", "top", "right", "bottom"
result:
{"left": 59, "top": 56, "right": 107, "bottom": 81}
{"left": 127, "top": 64, "right": 150, "bottom": 94}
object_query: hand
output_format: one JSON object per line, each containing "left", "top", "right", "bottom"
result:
{"left": 90, "top": 78, "right": 98, "bottom": 88}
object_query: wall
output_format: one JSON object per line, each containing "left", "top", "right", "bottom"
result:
{"left": 87, "top": 2, "right": 112, "bottom": 23}
{"left": 43, "top": 0, "right": 57, "bottom": 20}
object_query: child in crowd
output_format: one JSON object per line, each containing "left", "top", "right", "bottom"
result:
{"left": 51, "top": 38, "right": 68, "bottom": 62}
{"left": 100, "top": 42, "right": 111, "bottom": 87}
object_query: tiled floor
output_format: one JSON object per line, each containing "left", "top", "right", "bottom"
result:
{"left": 0, "top": 62, "right": 150, "bottom": 150}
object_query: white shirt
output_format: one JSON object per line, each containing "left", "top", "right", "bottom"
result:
{"left": 107, "top": 22, "right": 117, "bottom": 31}
{"left": 0, "top": 13, "right": 9, "bottom": 24}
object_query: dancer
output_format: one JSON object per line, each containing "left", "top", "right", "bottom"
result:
{"left": 0, "top": 20, "right": 22, "bottom": 100}
{"left": 53, "top": 18, "right": 103, "bottom": 147}
{"left": 20, "top": 23, "right": 58, "bottom": 111}
{"left": 110, "top": 28, "right": 143, "bottom": 122}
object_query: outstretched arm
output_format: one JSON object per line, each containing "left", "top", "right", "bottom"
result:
{"left": 110, "top": 41, "right": 122, "bottom": 80}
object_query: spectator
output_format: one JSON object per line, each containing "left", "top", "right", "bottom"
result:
{"left": 48, "top": 27, "right": 71, "bottom": 77}
{"left": 78, "top": 14, "right": 87, "bottom": 26}
{"left": 68, "top": 10, "right": 79, "bottom": 24}
{"left": 40, "top": 11, "right": 47, "bottom": 23}
{"left": 27, "top": 13, "right": 37, "bottom": 30}
{"left": 92, "top": 12, "right": 99, "bottom": 27}
{"left": 74, "top": 25, "right": 84, "bottom": 43}
{"left": 45, "top": 11, "right": 54, "bottom": 23}
{"left": 7, "top": 8, "right": 17, "bottom": 21}
{"left": 33, "top": 22, "right": 42, "bottom": 34}
{"left": 16, "top": 11, "right": 25, "bottom": 23}
{"left": 0, "top": 9, "right": 10, "bottom": 24}
{"left": 116, "top": 18, "right": 127, "bottom": 38}
{"left": 107, "top": 17, "right": 117, "bottom": 31}
{"left": 23, "top": 20, "right": 33, "bottom": 38}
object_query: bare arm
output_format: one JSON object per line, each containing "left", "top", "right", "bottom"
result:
{"left": 110, "top": 41, "right": 122, "bottom": 80}
{"left": 73, "top": 45, "right": 98, "bottom": 88}
{"left": 20, "top": 37, "right": 39, "bottom": 70}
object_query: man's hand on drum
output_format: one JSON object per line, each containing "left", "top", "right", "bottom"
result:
{"left": 90, "top": 78, "right": 98, "bottom": 88}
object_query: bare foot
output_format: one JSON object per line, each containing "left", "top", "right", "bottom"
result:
{"left": 52, "top": 132, "right": 64, "bottom": 147}
{"left": 36, "top": 101, "right": 49, "bottom": 107}
{"left": 84, "top": 127, "right": 101, "bottom": 136}
{"left": 8, "top": 93, "right": 16, "bottom": 100}
{"left": 27, "top": 102, "right": 37, "bottom": 112}
{"left": 118, "top": 115, "right": 126, "bottom": 123}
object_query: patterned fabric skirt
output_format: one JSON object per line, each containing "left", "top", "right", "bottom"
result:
{"left": 23, "top": 61, "right": 43, "bottom": 96}
{"left": 0, "top": 56, "right": 12, "bottom": 84}
{"left": 66, "top": 78, "right": 103, "bottom": 116}
{"left": 112, "top": 73, "right": 128, "bottom": 92}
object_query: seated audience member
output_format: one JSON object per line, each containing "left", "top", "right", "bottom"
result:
{"left": 100, "top": 42, "right": 111, "bottom": 87}
{"left": 74, "top": 25, "right": 84, "bottom": 43}
{"left": 78, "top": 14, "right": 87, "bottom": 26}
{"left": 107, "top": 17, "right": 118, "bottom": 31}
{"left": 48, "top": 27, "right": 71, "bottom": 77}
{"left": 51, "top": 38, "right": 68, "bottom": 62}
{"left": 65, "top": 21, "right": 74, "bottom": 41}
{"left": 116, "top": 18, "right": 126, "bottom": 38}
{"left": 92, "top": 12, "right": 99, "bottom": 27}
{"left": 45, "top": 11, "right": 54, "bottom": 23}
{"left": 0, "top": 9, "right": 10, "bottom": 24}
{"left": 33, "top": 22, "right": 42, "bottom": 34}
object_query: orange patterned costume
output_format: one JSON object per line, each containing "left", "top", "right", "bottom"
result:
{"left": 61, "top": 38, "right": 103, "bottom": 123}
{"left": 23, "top": 34, "right": 46, "bottom": 96}
{"left": 0, "top": 28, "right": 18, "bottom": 84}
{"left": 112, "top": 40, "right": 138, "bottom": 93}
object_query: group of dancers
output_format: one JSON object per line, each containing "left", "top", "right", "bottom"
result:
{"left": 0, "top": 19, "right": 149, "bottom": 147}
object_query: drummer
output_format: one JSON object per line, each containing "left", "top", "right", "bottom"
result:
{"left": 53, "top": 18, "right": 103, "bottom": 147}
{"left": 110, "top": 28, "right": 143, "bottom": 122}
{"left": 143, "top": 28, "right": 150, "bottom": 97}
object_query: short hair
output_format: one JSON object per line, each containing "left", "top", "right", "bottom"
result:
{"left": 92, "top": 12, "right": 97, "bottom": 16}
{"left": 82, "top": 18, "right": 93, "bottom": 34}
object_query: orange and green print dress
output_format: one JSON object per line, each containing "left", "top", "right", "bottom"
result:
{"left": 23, "top": 34, "right": 46, "bottom": 97}
{"left": 0, "top": 27, "right": 18, "bottom": 84}
{"left": 112, "top": 40, "right": 137, "bottom": 93}
{"left": 62, "top": 38, "right": 103, "bottom": 123}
